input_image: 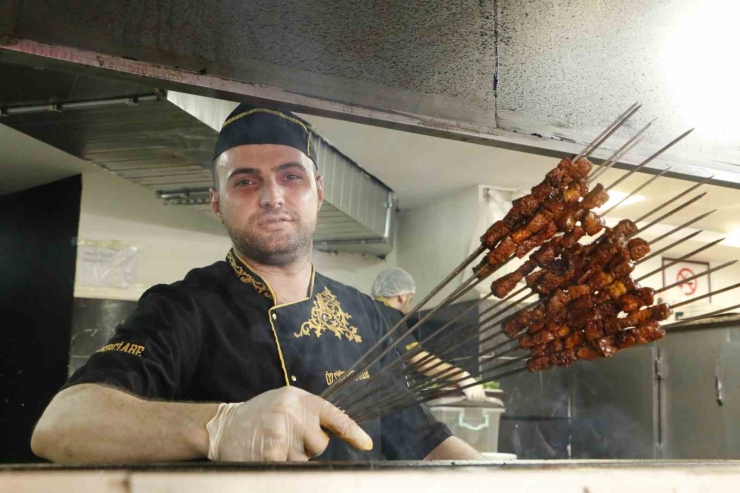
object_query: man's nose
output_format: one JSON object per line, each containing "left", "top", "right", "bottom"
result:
{"left": 259, "top": 179, "right": 284, "bottom": 209}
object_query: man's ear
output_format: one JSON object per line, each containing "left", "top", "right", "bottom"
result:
{"left": 210, "top": 188, "right": 223, "bottom": 223}
{"left": 316, "top": 174, "right": 324, "bottom": 211}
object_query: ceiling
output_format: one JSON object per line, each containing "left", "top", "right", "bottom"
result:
{"left": 2, "top": 0, "right": 738, "bottom": 186}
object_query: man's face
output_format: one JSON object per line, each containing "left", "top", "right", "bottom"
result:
{"left": 210, "top": 144, "right": 323, "bottom": 266}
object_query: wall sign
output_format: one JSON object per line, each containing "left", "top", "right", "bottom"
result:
{"left": 662, "top": 258, "right": 711, "bottom": 303}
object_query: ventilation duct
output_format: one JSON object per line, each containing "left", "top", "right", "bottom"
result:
{"left": 0, "top": 64, "right": 395, "bottom": 257}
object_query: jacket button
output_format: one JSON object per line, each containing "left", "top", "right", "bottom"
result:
{"left": 272, "top": 313, "right": 277, "bottom": 320}
{"left": 291, "top": 375, "right": 297, "bottom": 382}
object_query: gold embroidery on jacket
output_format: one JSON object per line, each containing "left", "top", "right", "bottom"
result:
{"left": 96, "top": 342, "right": 145, "bottom": 357}
{"left": 295, "top": 288, "right": 362, "bottom": 343}
{"left": 325, "top": 369, "right": 370, "bottom": 386}
{"left": 227, "top": 251, "right": 273, "bottom": 300}
{"left": 405, "top": 341, "right": 420, "bottom": 351}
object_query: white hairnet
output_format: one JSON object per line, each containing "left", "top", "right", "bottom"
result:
{"left": 371, "top": 267, "right": 416, "bottom": 298}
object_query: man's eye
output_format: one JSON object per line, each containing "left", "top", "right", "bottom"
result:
{"left": 285, "top": 174, "right": 303, "bottom": 180}
{"left": 235, "top": 179, "right": 254, "bottom": 186}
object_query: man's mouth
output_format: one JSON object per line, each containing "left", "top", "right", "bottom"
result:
{"left": 259, "top": 215, "right": 293, "bottom": 226}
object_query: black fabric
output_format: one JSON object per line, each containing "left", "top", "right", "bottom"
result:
{"left": 0, "top": 175, "right": 81, "bottom": 463}
{"left": 213, "top": 104, "right": 315, "bottom": 166}
{"left": 64, "top": 250, "right": 450, "bottom": 461}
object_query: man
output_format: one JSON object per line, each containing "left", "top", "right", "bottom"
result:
{"left": 371, "top": 268, "right": 487, "bottom": 402}
{"left": 31, "top": 104, "right": 482, "bottom": 463}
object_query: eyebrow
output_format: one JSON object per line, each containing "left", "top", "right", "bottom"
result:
{"left": 227, "top": 162, "right": 308, "bottom": 181}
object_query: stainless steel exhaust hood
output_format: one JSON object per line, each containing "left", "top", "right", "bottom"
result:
{"left": 0, "top": 64, "right": 396, "bottom": 257}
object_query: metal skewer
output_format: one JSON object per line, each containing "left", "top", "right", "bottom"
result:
{"left": 636, "top": 237, "right": 725, "bottom": 282}
{"left": 334, "top": 287, "right": 532, "bottom": 410}
{"left": 637, "top": 230, "right": 703, "bottom": 264}
{"left": 322, "top": 245, "right": 486, "bottom": 400}
{"left": 576, "top": 103, "right": 641, "bottom": 162}
{"left": 645, "top": 210, "right": 715, "bottom": 246}
{"left": 604, "top": 128, "right": 694, "bottom": 192}
{"left": 600, "top": 166, "right": 671, "bottom": 217}
{"left": 663, "top": 303, "right": 740, "bottom": 329}
{"left": 634, "top": 174, "right": 714, "bottom": 224}
{"left": 634, "top": 193, "right": 707, "bottom": 236}
{"left": 587, "top": 120, "right": 653, "bottom": 183}
{"left": 672, "top": 280, "right": 740, "bottom": 309}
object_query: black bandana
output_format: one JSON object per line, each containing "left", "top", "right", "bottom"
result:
{"left": 213, "top": 103, "right": 316, "bottom": 169}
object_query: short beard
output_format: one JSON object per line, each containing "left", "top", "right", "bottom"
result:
{"left": 225, "top": 217, "right": 315, "bottom": 267}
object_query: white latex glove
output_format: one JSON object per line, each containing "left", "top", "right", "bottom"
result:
{"left": 461, "top": 383, "right": 487, "bottom": 402}
{"left": 206, "top": 387, "right": 373, "bottom": 462}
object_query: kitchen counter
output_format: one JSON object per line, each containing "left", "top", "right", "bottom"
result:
{"left": 3, "top": 460, "right": 740, "bottom": 493}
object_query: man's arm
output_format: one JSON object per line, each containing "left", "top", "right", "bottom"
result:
{"left": 407, "top": 350, "right": 486, "bottom": 401}
{"left": 424, "top": 436, "right": 484, "bottom": 460}
{"left": 32, "top": 383, "right": 217, "bottom": 463}
{"left": 32, "top": 383, "right": 372, "bottom": 463}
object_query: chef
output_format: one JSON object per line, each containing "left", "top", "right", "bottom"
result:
{"left": 371, "top": 268, "right": 487, "bottom": 402}
{"left": 31, "top": 104, "right": 482, "bottom": 463}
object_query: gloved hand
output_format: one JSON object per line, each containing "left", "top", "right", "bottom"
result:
{"left": 460, "top": 381, "right": 487, "bottom": 402}
{"left": 206, "top": 386, "right": 373, "bottom": 462}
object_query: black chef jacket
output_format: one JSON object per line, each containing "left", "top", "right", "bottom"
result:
{"left": 63, "top": 250, "right": 451, "bottom": 461}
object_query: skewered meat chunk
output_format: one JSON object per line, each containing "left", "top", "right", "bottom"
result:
{"left": 525, "top": 269, "right": 546, "bottom": 289}
{"left": 559, "top": 157, "right": 594, "bottom": 179}
{"left": 507, "top": 195, "right": 541, "bottom": 225}
{"left": 619, "top": 287, "right": 655, "bottom": 313}
{"left": 527, "top": 319, "right": 547, "bottom": 335}
{"left": 570, "top": 293, "right": 594, "bottom": 312}
{"left": 562, "top": 226, "right": 586, "bottom": 249}
{"left": 520, "top": 330, "right": 555, "bottom": 348}
{"left": 628, "top": 238, "right": 650, "bottom": 261}
{"left": 547, "top": 289, "right": 571, "bottom": 313}
{"left": 555, "top": 348, "right": 579, "bottom": 367}
{"left": 482, "top": 221, "right": 510, "bottom": 249}
{"left": 612, "top": 219, "right": 638, "bottom": 238}
{"left": 651, "top": 303, "right": 674, "bottom": 321}
{"left": 568, "top": 284, "right": 591, "bottom": 300}
{"left": 564, "top": 330, "right": 586, "bottom": 349}
{"left": 619, "top": 303, "right": 672, "bottom": 329}
{"left": 487, "top": 237, "right": 517, "bottom": 266}
{"left": 576, "top": 344, "right": 602, "bottom": 361}
{"left": 516, "top": 222, "right": 559, "bottom": 258}
{"left": 527, "top": 355, "right": 555, "bottom": 372}
{"left": 585, "top": 319, "right": 605, "bottom": 340}
{"left": 531, "top": 182, "right": 557, "bottom": 202}
{"left": 581, "top": 184, "right": 610, "bottom": 210}
{"left": 603, "top": 280, "right": 628, "bottom": 299}
{"left": 603, "top": 317, "right": 621, "bottom": 335}
{"left": 594, "top": 335, "right": 619, "bottom": 357}
{"left": 588, "top": 270, "right": 614, "bottom": 291}
{"left": 564, "top": 181, "right": 588, "bottom": 203}
{"left": 550, "top": 323, "right": 571, "bottom": 338}
{"left": 545, "top": 167, "right": 567, "bottom": 186}
{"left": 543, "top": 200, "right": 566, "bottom": 216}
{"left": 531, "top": 243, "right": 557, "bottom": 267}
{"left": 475, "top": 258, "right": 499, "bottom": 280}
{"left": 582, "top": 211, "right": 606, "bottom": 236}
{"left": 490, "top": 270, "right": 524, "bottom": 298}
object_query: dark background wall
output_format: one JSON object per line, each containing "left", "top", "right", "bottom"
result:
{"left": 0, "top": 175, "right": 81, "bottom": 462}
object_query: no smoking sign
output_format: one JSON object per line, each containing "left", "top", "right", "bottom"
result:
{"left": 663, "top": 258, "right": 711, "bottom": 302}
{"left": 676, "top": 267, "right": 698, "bottom": 295}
